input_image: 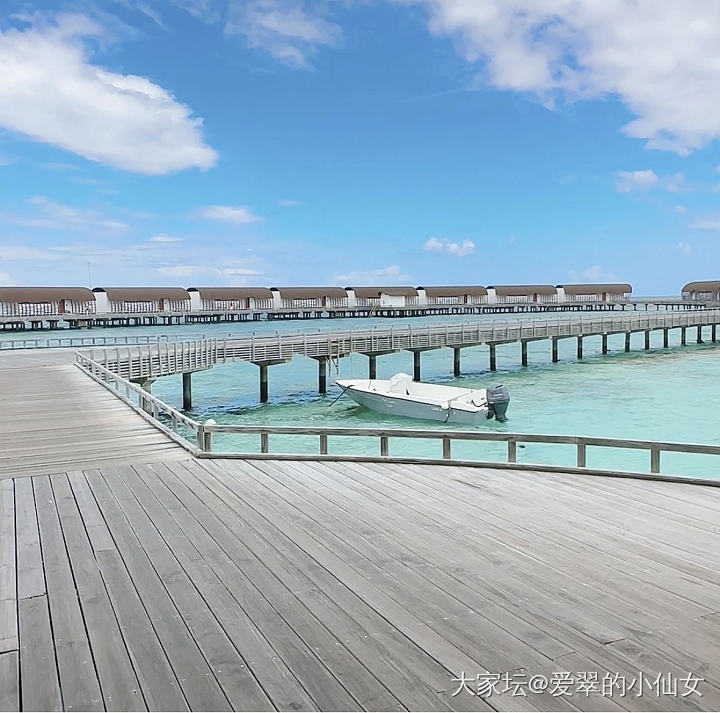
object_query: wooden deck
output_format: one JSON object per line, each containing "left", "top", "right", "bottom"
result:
{"left": 2, "top": 457, "right": 719, "bottom": 711}
{"left": 0, "top": 350, "right": 185, "bottom": 479}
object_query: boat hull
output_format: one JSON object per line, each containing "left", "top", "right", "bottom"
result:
{"left": 341, "top": 385, "right": 490, "bottom": 426}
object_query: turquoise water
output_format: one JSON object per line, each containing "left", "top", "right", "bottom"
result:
{"left": 138, "top": 321, "right": 720, "bottom": 480}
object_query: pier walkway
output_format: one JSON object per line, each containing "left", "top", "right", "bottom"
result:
{"left": 83, "top": 309, "right": 720, "bottom": 403}
{"left": 0, "top": 349, "right": 185, "bottom": 478}
{"left": 2, "top": 457, "right": 720, "bottom": 712}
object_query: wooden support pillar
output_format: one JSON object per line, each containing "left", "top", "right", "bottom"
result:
{"left": 576, "top": 336, "right": 583, "bottom": 360}
{"left": 453, "top": 347, "right": 461, "bottom": 377}
{"left": 551, "top": 337, "right": 558, "bottom": 363}
{"left": 697, "top": 325, "right": 703, "bottom": 344}
{"left": 413, "top": 350, "right": 421, "bottom": 382}
{"left": 663, "top": 328, "right": 669, "bottom": 348}
{"left": 625, "top": 332, "right": 631, "bottom": 352}
{"left": 644, "top": 330, "right": 650, "bottom": 350}
{"left": 259, "top": 363, "right": 269, "bottom": 403}
{"left": 601, "top": 334, "right": 608, "bottom": 355}
{"left": 521, "top": 341, "right": 528, "bottom": 367}
{"left": 182, "top": 371, "right": 192, "bottom": 410}
{"left": 489, "top": 343, "right": 497, "bottom": 371}
{"left": 368, "top": 354, "right": 377, "bottom": 380}
{"left": 315, "top": 356, "right": 328, "bottom": 394}
{"left": 681, "top": 327, "right": 686, "bottom": 346}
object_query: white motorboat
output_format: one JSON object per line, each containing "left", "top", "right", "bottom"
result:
{"left": 336, "top": 373, "right": 509, "bottom": 426}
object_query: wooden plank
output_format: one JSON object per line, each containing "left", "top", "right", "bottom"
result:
{"left": 84, "top": 468, "right": 231, "bottom": 712}
{"left": 54, "top": 472, "right": 147, "bottom": 712}
{"left": 97, "top": 465, "right": 272, "bottom": 712}
{"left": 347, "top": 460, "right": 720, "bottom": 662}
{"left": 118, "top": 461, "right": 356, "bottom": 711}
{"left": 138, "top": 461, "right": 414, "bottom": 712}
{"left": 13, "top": 478, "right": 44, "bottom": 600}
{"left": 160, "top": 460, "right": 491, "bottom": 712}
{"left": 0, "top": 651, "right": 19, "bottom": 713}
{"left": 93, "top": 547, "right": 188, "bottom": 711}
{"left": 33, "top": 475, "right": 103, "bottom": 711}
{"left": 18, "top": 595, "right": 62, "bottom": 712}
{"left": 193, "top": 459, "right": 533, "bottom": 712}
{"left": 0, "top": 481, "right": 16, "bottom": 653}
{"left": 231, "top": 457, "right": 720, "bottom": 711}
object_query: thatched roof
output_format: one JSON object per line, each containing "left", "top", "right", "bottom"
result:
{"left": 0, "top": 287, "right": 94, "bottom": 303}
{"left": 489, "top": 285, "right": 557, "bottom": 296}
{"left": 558, "top": 283, "right": 632, "bottom": 295}
{"left": 350, "top": 286, "right": 419, "bottom": 297}
{"left": 419, "top": 286, "right": 488, "bottom": 297}
{"left": 682, "top": 281, "right": 720, "bottom": 293}
{"left": 271, "top": 287, "right": 347, "bottom": 299}
{"left": 188, "top": 287, "right": 273, "bottom": 300}
{"left": 93, "top": 287, "right": 190, "bottom": 301}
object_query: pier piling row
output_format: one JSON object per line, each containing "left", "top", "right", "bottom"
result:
{"left": 96, "top": 310, "right": 720, "bottom": 404}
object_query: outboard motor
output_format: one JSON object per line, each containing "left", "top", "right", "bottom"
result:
{"left": 486, "top": 385, "right": 510, "bottom": 422}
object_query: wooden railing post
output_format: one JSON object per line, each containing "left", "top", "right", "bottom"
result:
{"left": 650, "top": 448, "right": 661, "bottom": 474}
{"left": 577, "top": 441, "right": 587, "bottom": 468}
{"left": 380, "top": 435, "right": 389, "bottom": 457}
{"left": 508, "top": 439, "right": 517, "bottom": 463}
{"left": 261, "top": 432, "right": 269, "bottom": 454}
{"left": 320, "top": 434, "right": 328, "bottom": 455}
{"left": 442, "top": 436, "right": 451, "bottom": 460}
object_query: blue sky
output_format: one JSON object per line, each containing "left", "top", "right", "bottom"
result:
{"left": 1, "top": 0, "right": 720, "bottom": 294}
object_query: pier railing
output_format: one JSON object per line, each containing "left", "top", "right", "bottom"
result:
{"left": 75, "top": 352, "right": 720, "bottom": 485}
{"left": 79, "top": 308, "right": 720, "bottom": 381}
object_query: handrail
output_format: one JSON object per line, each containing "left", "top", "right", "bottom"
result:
{"left": 75, "top": 352, "right": 203, "bottom": 452}
{"left": 66, "top": 308, "right": 720, "bottom": 383}
{"left": 5, "top": 306, "right": 720, "bottom": 352}
{"left": 74, "top": 351, "right": 720, "bottom": 484}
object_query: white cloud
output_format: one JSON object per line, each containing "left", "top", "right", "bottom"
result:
{"left": 675, "top": 205, "right": 687, "bottom": 214}
{"left": 278, "top": 198, "right": 304, "bottom": 207}
{"left": 156, "top": 264, "right": 199, "bottom": 277}
{"left": 402, "top": 0, "right": 720, "bottom": 154}
{"left": 614, "top": 170, "right": 689, "bottom": 193}
{"left": 614, "top": 170, "right": 659, "bottom": 192}
{"left": 677, "top": 241, "right": 692, "bottom": 254}
{"left": 172, "top": 0, "right": 221, "bottom": 23}
{"left": 227, "top": 0, "right": 341, "bottom": 68}
{"left": 334, "top": 265, "right": 409, "bottom": 284}
{"left": 568, "top": 265, "right": 621, "bottom": 282}
{"left": 157, "top": 264, "right": 263, "bottom": 278}
{"left": 2, "top": 196, "right": 129, "bottom": 232}
{"left": 0, "top": 13, "right": 217, "bottom": 174}
{"left": 198, "top": 204, "right": 265, "bottom": 224}
{"left": 0, "top": 273, "right": 15, "bottom": 286}
{"left": 690, "top": 218, "right": 720, "bottom": 231}
{"left": 149, "top": 234, "right": 183, "bottom": 243}
{"left": 0, "top": 245, "right": 61, "bottom": 261}
{"left": 424, "top": 237, "right": 475, "bottom": 256}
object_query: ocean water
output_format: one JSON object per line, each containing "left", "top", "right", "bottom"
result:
{"left": 134, "top": 319, "right": 720, "bottom": 480}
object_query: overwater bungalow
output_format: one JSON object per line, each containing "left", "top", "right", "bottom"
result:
{"left": 488, "top": 284, "right": 558, "bottom": 304}
{"left": 417, "top": 286, "right": 488, "bottom": 305}
{"left": 0, "top": 287, "right": 96, "bottom": 317}
{"left": 187, "top": 287, "right": 274, "bottom": 311}
{"left": 682, "top": 281, "right": 720, "bottom": 302}
{"left": 348, "top": 286, "right": 419, "bottom": 308}
{"left": 558, "top": 283, "right": 632, "bottom": 302}
{"left": 92, "top": 287, "right": 191, "bottom": 313}
{"left": 270, "top": 287, "right": 349, "bottom": 309}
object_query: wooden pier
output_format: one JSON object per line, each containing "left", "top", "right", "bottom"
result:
{"left": 0, "top": 350, "right": 185, "bottom": 478}
{"left": 1, "top": 345, "right": 720, "bottom": 711}
{"left": 2, "top": 458, "right": 720, "bottom": 711}
{"left": 86, "top": 309, "right": 720, "bottom": 403}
